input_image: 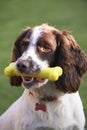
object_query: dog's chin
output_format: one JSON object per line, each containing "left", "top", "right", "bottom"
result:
{"left": 22, "top": 76, "right": 48, "bottom": 89}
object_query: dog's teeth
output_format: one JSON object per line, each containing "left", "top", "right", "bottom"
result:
{"left": 23, "top": 77, "right": 34, "bottom": 83}
{"left": 27, "top": 78, "right": 33, "bottom": 83}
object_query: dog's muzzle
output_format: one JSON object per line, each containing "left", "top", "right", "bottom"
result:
{"left": 16, "top": 57, "right": 40, "bottom": 74}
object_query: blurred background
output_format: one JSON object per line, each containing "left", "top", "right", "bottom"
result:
{"left": 0, "top": 0, "right": 87, "bottom": 128}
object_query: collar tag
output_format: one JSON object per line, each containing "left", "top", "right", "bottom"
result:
{"left": 35, "top": 103, "right": 46, "bottom": 112}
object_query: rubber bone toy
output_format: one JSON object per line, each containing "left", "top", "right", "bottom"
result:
{"left": 4, "top": 62, "right": 63, "bottom": 81}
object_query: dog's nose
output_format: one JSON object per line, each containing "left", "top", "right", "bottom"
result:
{"left": 16, "top": 58, "right": 40, "bottom": 74}
{"left": 16, "top": 60, "right": 30, "bottom": 73}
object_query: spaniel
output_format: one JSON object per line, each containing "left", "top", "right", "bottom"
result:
{"left": 0, "top": 24, "right": 87, "bottom": 130}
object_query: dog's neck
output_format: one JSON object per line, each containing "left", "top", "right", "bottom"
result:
{"left": 23, "top": 82, "right": 64, "bottom": 112}
{"left": 29, "top": 90, "right": 57, "bottom": 112}
{"left": 29, "top": 82, "right": 58, "bottom": 100}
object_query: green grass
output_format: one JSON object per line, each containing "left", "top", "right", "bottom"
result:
{"left": 0, "top": 0, "right": 87, "bottom": 128}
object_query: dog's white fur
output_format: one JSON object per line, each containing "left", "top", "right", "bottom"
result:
{"left": 0, "top": 88, "right": 85, "bottom": 130}
{"left": 0, "top": 24, "right": 86, "bottom": 130}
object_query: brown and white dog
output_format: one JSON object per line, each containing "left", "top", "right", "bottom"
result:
{"left": 0, "top": 24, "right": 87, "bottom": 130}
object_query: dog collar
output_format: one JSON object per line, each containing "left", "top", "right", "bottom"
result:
{"left": 35, "top": 96, "right": 57, "bottom": 112}
{"left": 29, "top": 92, "right": 57, "bottom": 112}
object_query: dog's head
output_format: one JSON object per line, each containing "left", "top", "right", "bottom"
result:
{"left": 10, "top": 24, "right": 87, "bottom": 93}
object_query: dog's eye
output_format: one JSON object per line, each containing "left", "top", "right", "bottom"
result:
{"left": 20, "top": 41, "right": 29, "bottom": 46}
{"left": 20, "top": 41, "right": 29, "bottom": 53}
{"left": 20, "top": 38, "right": 29, "bottom": 47}
{"left": 37, "top": 43, "right": 52, "bottom": 53}
{"left": 43, "top": 44, "right": 50, "bottom": 50}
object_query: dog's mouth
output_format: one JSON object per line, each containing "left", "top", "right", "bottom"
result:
{"left": 22, "top": 76, "right": 47, "bottom": 88}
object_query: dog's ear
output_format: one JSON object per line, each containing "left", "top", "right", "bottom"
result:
{"left": 54, "top": 30, "right": 87, "bottom": 93}
{"left": 10, "top": 27, "right": 32, "bottom": 86}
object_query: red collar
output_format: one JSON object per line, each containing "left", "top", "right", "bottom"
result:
{"left": 29, "top": 92, "right": 57, "bottom": 112}
{"left": 35, "top": 96, "right": 57, "bottom": 112}
{"left": 41, "top": 96, "right": 57, "bottom": 102}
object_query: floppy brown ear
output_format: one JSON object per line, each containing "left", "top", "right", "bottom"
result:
{"left": 54, "top": 30, "right": 87, "bottom": 93}
{"left": 10, "top": 27, "right": 32, "bottom": 86}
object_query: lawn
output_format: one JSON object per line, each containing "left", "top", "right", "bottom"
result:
{"left": 0, "top": 0, "right": 87, "bottom": 128}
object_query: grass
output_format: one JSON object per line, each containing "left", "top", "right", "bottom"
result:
{"left": 0, "top": 0, "right": 87, "bottom": 128}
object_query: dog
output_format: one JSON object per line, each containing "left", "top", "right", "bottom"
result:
{"left": 0, "top": 24, "right": 87, "bottom": 130}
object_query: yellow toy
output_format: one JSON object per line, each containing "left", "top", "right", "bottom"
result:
{"left": 4, "top": 62, "right": 63, "bottom": 81}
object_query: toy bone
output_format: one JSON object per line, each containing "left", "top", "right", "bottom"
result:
{"left": 4, "top": 62, "right": 63, "bottom": 81}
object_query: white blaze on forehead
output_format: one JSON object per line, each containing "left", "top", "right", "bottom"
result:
{"left": 30, "top": 26, "right": 43, "bottom": 47}
{"left": 26, "top": 26, "right": 43, "bottom": 55}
